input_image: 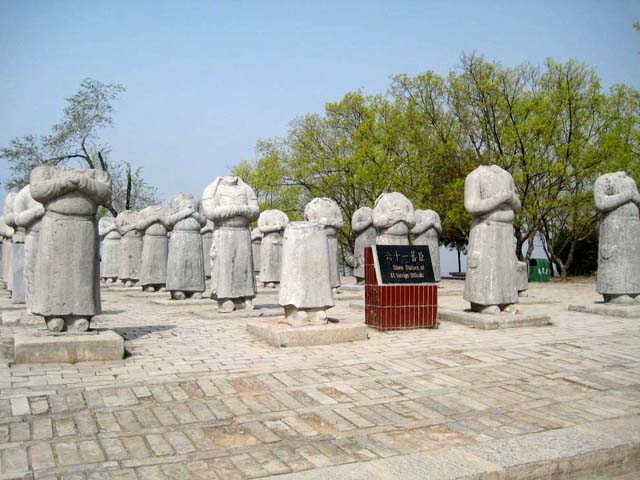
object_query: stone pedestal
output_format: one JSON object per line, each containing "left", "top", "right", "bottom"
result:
{"left": 247, "top": 319, "right": 368, "bottom": 348}
{"left": 14, "top": 330, "right": 124, "bottom": 363}
{"left": 568, "top": 303, "right": 640, "bottom": 318}
{"left": 438, "top": 309, "right": 551, "bottom": 329}
{"left": 1, "top": 310, "right": 41, "bottom": 326}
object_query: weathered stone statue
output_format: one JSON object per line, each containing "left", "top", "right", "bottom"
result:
{"left": 5, "top": 192, "right": 23, "bottom": 302}
{"left": 412, "top": 209, "right": 442, "bottom": 282}
{"left": 279, "top": 221, "right": 335, "bottom": 323}
{"left": 304, "top": 198, "right": 343, "bottom": 290}
{"left": 251, "top": 228, "right": 262, "bottom": 275}
{"left": 3, "top": 193, "right": 17, "bottom": 295}
{"left": 98, "top": 215, "right": 120, "bottom": 283}
{"left": 463, "top": 165, "right": 521, "bottom": 314}
{"left": 165, "top": 193, "right": 207, "bottom": 300}
{"left": 116, "top": 210, "right": 142, "bottom": 287}
{"left": 202, "top": 176, "right": 259, "bottom": 312}
{"left": 351, "top": 207, "right": 376, "bottom": 284}
{"left": 13, "top": 185, "right": 45, "bottom": 307}
{"left": 258, "top": 209, "right": 289, "bottom": 288}
{"left": 517, "top": 261, "right": 529, "bottom": 296}
{"left": 30, "top": 165, "right": 111, "bottom": 332}
{"left": 0, "top": 216, "right": 13, "bottom": 290}
{"left": 594, "top": 172, "right": 640, "bottom": 304}
{"left": 201, "top": 219, "right": 214, "bottom": 279}
{"left": 137, "top": 205, "right": 169, "bottom": 292}
{"left": 373, "top": 192, "right": 415, "bottom": 245}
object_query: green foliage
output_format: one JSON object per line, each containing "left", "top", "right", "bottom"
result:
{"left": 235, "top": 53, "right": 640, "bottom": 276}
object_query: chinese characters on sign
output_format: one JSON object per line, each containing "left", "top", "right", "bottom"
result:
{"left": 374, "top": 245, "right": 435, "bottom": 284}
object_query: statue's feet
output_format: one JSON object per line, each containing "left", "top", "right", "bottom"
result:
{"left": 470, "top": 303, "right": 500, "bottom": 315}
{"left": 264, "top": 282, "right": 276, "bottom": 289}
{"left": 143, "top": 286, "right": 155, "bottom": 292}
{"left": 125, "top": 280, "right": 133, "bottom": 288}
{"left": 190, "top": 292, "right": 203, "bottom": 299}
{"left": 332, "top": 287, "right": 339, "bottom": 295}
{"left": 171, "top": 291, "right": 186, "bottom": 300}
{"left": 218, "top": 299, "right": 235, "bottom": 313}
{"left": 244, "top": 299, "right": 254, "bottom": 311}
{"left": 501, "top": 304, "right": 519, "bottom": 314}
{"left": 67, "top": 317, "right": 90, "bottom": 332}
{"left": 605, "top": 294, "right": 636, "bottom": 305}
{"left": 45, "top": 317, "right": 65, "bottom": 332}
{"left": 106, "top": 278, "right": 115, "bottom": 284}
{"left": 159, "top": 287, "right": 167, "bottom": 292}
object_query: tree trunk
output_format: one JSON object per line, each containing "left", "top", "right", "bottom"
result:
{"left": 125, "top": 166, "right": 132, "bottom": 210}
{"left": 525, "top": 232, "right": 536, "bottom": 262}
{"left": 457, "top": 246, "right": 461, "bottom": 272}
{"left": 515, "top": 229, "right": 524, "bottom": 261}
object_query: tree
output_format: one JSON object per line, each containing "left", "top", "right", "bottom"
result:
{"left": 234, "top": 54, "right": 640, "bottom": 279}
{"left": 1, "top": 78, "right": 158, "bottom": 214}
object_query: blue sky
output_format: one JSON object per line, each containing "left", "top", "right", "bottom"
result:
{"left": 1, "top": 0, "right": 638, "bottom": 272}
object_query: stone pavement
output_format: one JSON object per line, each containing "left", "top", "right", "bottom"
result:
{"left": 0, "top": 279, "right": 639, "bottom": 479}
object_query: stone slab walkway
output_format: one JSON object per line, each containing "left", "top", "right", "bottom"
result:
{"left": 0, "top": 278, "right": 638, "bottom": 479}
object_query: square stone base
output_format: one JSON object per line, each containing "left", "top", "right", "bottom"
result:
{"left": 151, "top": 298, "right": 216, "bottom": 306}
{"left": 14, "top": 330, "right": 125, "bottom": 363}
{"left": 247, "top": 319, "right": 369, "bottom": 347}
{"left": 0, "top": 303, "right": 28, "bottom": 312}
{"left": 1, "top": 310, "right": 42, "bottom": 326}
{"left": 438, "top": 309, "right": 552, "bottom": 330}
{"left": 568, "top": 303, "right": 640, "bottom": 318}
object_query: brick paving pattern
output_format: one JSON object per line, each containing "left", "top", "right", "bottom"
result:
{"left": 0, "top": 279, "right": 638, "bottom": 479}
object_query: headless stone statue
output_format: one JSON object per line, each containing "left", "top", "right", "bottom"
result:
{"left": 137, "top": 205, "right": 169, "bottom": 292}
{"left": 98, "top": 215, "right": 120, "bottom": 283}
{"left": 3, "top": 193, "right": 17, "bottom": 295}
{"left": 0, "top": 216, "right": 13, "bottom": 290}
{"left": 463, "top": 165, "right": 520, "bottom": 314}
{"left": 13, "top": 185, "right": 45, "bottom": 307}
{"left": 351, "top": 207, "right": 376, "bottom": 284}
{"left": 30, "top": 165, "right": 112, "bottom": 332}
{"left": 166, "top": 193, "right": 207, "bottom": 300}
{"left": 116, "top": 210, "right": 142, "bottom": 287}
{"left": 201, "top": 219, "right": 214, "bottom": 279}
{"left": 411, "top": 209, "right": 442, "bottom": 282}
{"left": 251, "top": 228, "right": 262, "bottom": 274}
{"left": 202, "top": 176, "right": 259, "bottom": 312}
{"left": 517, "top": 261, "right": 529, "bottom": 296}
{"left": 304, "top": 198, "right": 343, "bottom": 290}
{"left": 258, "top": 209, "right": 289, "bottom": 288}
{"left": 594, "top": 172, "right": 640, "bottom": 304}
{"left": 279, "top": 221, "right": 335, "bottom": 323}
{"left": 373, "top": 192, "right": 415, "bottom": 245}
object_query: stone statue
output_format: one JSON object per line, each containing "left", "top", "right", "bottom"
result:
{"left": 517, "top": 261, "right": 529, "bottom": 296}
{"left": 304, "top": 198, "right": 343, "bottom": 290}
{"left": 258, "top": 209, "right": 289, "bottom": 288}
{"left": 3, "top": 193, "right": 17, "bottom": 295}
{"left": 251, "top": 228, "right": 262, "bottom": 274}
{"left": 98, "top": 215, "right": 120, "bottom": 283}
{"left": 279, "top": 221, "right": 335, "bottom": 323}
{"left": 116, "top": 210, "right": 143, "bottom": 287}
{"left": 13, "top": 185, "right": 45, "bottom": 307}
{"left": 165, "top": 193, "right": 207, "bottom": 300}
{"left": 0, "top": 216, "right": 13, "bottom": 290}
{"left": 351, "top": 207, "right": 376, "bottom": 284}
{"left": 202, "top": 176, "right": 259, "bottom": 312}
{"left": 29, "top": 165, "right": 112, "bottom": 332}
{"left": 373, "top": 192, "right": 415, "bottom": 245}
{"left": 411, "top": 209, "right": 442, "bottom": 282}
{"left": 463, "top": 165, "right": 521, "bottom": 314}
{"left": 594, "top": 172, "right": 640, "bottom": 304}
{"left": 201, "top": 219, "right": 214, "bottom": 279}
{"left": 137, "top": 205, "right": 169, "bottom": 292}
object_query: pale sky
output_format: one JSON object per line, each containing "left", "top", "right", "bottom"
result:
{"left": 1, "top": 0, "right": 638, "bottom": 272}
